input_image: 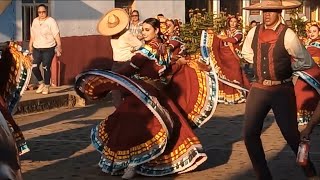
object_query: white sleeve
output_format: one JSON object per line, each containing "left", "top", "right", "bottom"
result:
{"left": 241, "top": 27, "right": 256, "bottom": 64}
{"left": 284, "top": 28, "right": 314, "bottom": 71}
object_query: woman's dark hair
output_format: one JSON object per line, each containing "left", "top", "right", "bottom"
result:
{"left": 131, "top": 10, "right": 139, "bottom": 20}
{"left": 310, "top": 24, "right": 320, "bottom": 32}
{"left": 227, "top": 16, "right": 238, "bottom": 28}
{"left": 144, "top": 18, "right": 160, "bottom": 29}
{"left": 143, "top": 18, "right": 163, "bottom": 42}
{"left": 0, "top": 42, "right": 14, "bottom": 97}
{"left": 166, "top": 19, "right": 180, "bottom": 30}
{"left": 131, "top": 10, "right": 139, "bottom": 16}
{"left": 250, "top": 20, "right": 257, "bottom": 25}
{"left": 37, "top": 4, "right": 48, "bottom": 12}
{"left": 143, "top": 18, "right": 160, "bottom": 32}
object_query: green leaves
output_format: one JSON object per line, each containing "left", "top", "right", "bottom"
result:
{"left": 289, "top": 9, "right": 307, "bottom": 38}
{"left": 180, "top": 9, "right": 228, "bottom": 55}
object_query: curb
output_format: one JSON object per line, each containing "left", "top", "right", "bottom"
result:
{"left": 13, "top": 86, "right": 112, "bottom": 116}
{"left": 14, "top": 93, "right": 80, "bottom": 116}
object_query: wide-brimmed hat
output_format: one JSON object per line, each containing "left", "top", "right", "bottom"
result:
{"left": 0, "top": 0, "right": 11, "bottom": 15}
{"left": 244, "top": 0, "right": 301, "bottom": 10}
{"left": 97, "top": 8, "right": 129, "bottom": 36}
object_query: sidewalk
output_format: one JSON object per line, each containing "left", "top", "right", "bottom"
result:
{"left": 15, "top": 85, "right": 80, "bottom": 116}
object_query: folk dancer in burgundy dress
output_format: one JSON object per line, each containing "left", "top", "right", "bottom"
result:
{"left": 294, "top": 24, "right": 320, "bottom": 125}
{"left": 0, "top": 41, "right": 32, "bottom": 179}
{"left": 211, "top": 16, "right": 250, "bottom": 104}
{"left": 75, "top": 15, "right": 218, "bottom": 179}
{"left": 304, "top": 24, "right": 320, "bottom": 66}
{"left": 162, "top": 18, "right": 215, "bottom": 125}
{"left": 0, "top": 41, "right": 31, "bottom": 155}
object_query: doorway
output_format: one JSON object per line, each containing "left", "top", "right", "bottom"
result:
{"left": 220, "top": 0, "right": 242, "bottom": 15}
{"left": 310, "top": 0, "right": 320, "bottom": 21}
{"left": 185, "top": 0, "right": 208, "bottom": 22}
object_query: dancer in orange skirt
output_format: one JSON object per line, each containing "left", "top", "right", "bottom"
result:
{"left": 211, "top": 16, "right": 249, "bottom": 104}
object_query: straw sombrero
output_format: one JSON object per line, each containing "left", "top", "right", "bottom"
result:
{"left": 0, "top": 0, "right": 11, "bottom": 15}
{"left": 97, "top": 8, "right": 129, "bottom": 36}
{"left": 244, "top": 0, "right": 301, "bottom": 10}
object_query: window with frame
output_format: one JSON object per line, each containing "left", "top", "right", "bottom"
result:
{"left": 22, "top": 0, "right": 49, "bottom": 41}
{"left": 115, "top": 0, "right": 134, "bottom": 15}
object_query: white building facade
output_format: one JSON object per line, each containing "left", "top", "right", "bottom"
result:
{"left": 1, "top": 0, "right": 319, "bottom": 42}
{"left": 0, "top": 0, "right": 186, "bottom": 42}
{"left": 0, "top": 0, "right": 319, "bottom": 85}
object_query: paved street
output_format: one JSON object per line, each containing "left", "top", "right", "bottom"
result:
{"left": 14, "top": 101, "right": 320, "bottom": 180}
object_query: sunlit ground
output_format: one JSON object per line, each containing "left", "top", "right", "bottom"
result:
{"left": 15, "top": 102, "right": 320, "bottom": 180}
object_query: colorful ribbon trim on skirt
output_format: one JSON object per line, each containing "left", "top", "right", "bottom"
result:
{"left": 294, "top": 71, "right": 320, "bottom": 125}
{"left": 294, "top": 71, "right": 320, "bottom": 96}
{"left": 0, "top": 42, "right": 31, "bottom": 155}
{"left": 187, "top": 69, "right": 219, "bottom": 127}
{"left": 75, "top": 70, "right": 174, "bottom": 173}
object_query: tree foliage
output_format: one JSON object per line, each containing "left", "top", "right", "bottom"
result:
{"left": 180, "top": 9, "right": 228, "bottom": 55}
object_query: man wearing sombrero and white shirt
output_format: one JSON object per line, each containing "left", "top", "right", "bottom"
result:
{"left": 241, "top": 0, "right": 318, "bottom": 179}
{"left": 97, "top": 8, "right": 143, "bottom": 107}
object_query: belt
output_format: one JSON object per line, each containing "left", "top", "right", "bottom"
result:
{"left": 262, "top": 78, "right": 292, "bottom": 86}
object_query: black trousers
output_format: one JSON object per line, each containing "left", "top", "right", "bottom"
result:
{"left": 244, "top": 83, "right": 316, "bottom": 180}
{"left": 32, "top": 47, "right": 55, "bottom": 85}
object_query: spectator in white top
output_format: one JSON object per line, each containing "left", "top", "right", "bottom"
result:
{"left": 29, "top": 4, "right": 62, "bottom": 95}
{"left": 129, "top": 10, "right": 143, "bottom": 40}
{"left": 97, "top": 8, "right": 143, "bottom": 107}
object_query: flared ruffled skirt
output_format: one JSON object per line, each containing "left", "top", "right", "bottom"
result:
{"left": 74, "top": 69, "right": 218, "bottom": 176}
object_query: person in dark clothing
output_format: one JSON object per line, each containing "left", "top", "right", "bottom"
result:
{"left": 241, "top": 0, "right": 318, "bottom": 179}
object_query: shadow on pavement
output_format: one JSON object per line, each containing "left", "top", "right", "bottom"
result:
{"left": 19, "top": 100, "right": 113, "bottom": 132}
{"left": 20, "top": 106, "right": 177, "bottom": 180}
{"left": 22, "top": 149, "right": 177, "bottom": 180}
{"left": 230, "top": 125, "right": 320, "bottom": 180}
{"left": 20, "top": 103, "right": 276, "bottom": 180}
{"left": 19, "top": 96, "right": 176, "bottom": 179}
{"left": 194, "top": 113, "right": 274, "bottom": 173}
{"left": 21, "top": 124, "right": 94, "bottom": 162}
